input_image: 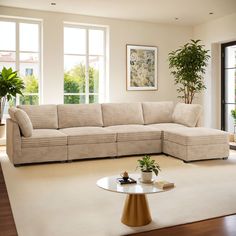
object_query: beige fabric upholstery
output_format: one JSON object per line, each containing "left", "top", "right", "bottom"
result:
{"left": 164, "top": 127, "right": 229, "bottom": 146}
{"left": 9, "top": 107, "right": 33, "bottom": 137}
{"left": 18, "top": 105, "right": 58, "bottom": 129}
{"left": 105, "top": 125, "right": 161, "bottom": 141}
{"left": 22, "top": 129, "right": 67, "bottom": 148}
{"left": 8, "top": 107, "right": 17, "bottom": 122}
{"left": 60, "top": 127, "right": 116, "bottom": 145}
{"left": 6, "top": 119, "right": 68, "bottom": 164}
{"left": 117, "top": 140, "right": 162, "bottom": 156}
{"left": 7, "top": 102, "right": 229, "bottom": 165}
{"left": 163, "top": 140, "right": 229, "bottom": 162}
{"left": 102, "top": 103, "right": 144, "bottom": 126}
{"left": 68, "top": 143, "right": 117, "bottom": 160}
{"left": 163, "top": 127, "right": 229, "bottom": 161}
{"left": 147, "top": 123, "right": 186, "bottom": 131}
{"left": 19, "top": 146, "right": 67, "bottom": 164}
{"left": 58, "top": 104, "right": 103, "bottom": 128}
{"left": 6, "top": 119, "right": 22, "bottom": 164}
{"left": 142, "top": 101, "right": 174, "bottom": 124}
{"left": 172, "top": 103, "right": 202, "bottom": 127}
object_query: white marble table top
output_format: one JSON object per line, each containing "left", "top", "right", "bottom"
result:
{"left": 96, "top": 174, "right": 165, "bottom": 195}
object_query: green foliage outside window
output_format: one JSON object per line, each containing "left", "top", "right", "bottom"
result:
{"left": 20, "top": 75, "right": 39, "bottom": 105}
{"left": 14, "top": 64, "right": 99, "bottom": 105}
{"left": 64, "top": 64, "right": 99, "bottom": 104}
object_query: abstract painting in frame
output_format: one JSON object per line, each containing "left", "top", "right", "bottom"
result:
{"left": 127, "top": 45, "right": 157, "bottom": 91}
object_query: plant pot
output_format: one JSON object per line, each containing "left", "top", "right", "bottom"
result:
{"left": 0, "top": 124, "right": 5, "bottom": 139}
{"left": 141, "top": 171, "right": 152, "bottom": 183}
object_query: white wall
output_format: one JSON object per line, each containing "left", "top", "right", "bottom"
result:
{"left": 194, "top": 13, "right": 236, "bottom": 129}
{"left": 0, "top": 6, "right": 193, "bottom": 104}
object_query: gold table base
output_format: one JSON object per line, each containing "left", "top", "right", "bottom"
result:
{"left": 121, "top": 194, "right": 152, "bottom": 227}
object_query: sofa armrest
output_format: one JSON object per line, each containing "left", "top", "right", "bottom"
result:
{"left": 6, "top": 118, "right": 22, "bottom": 164}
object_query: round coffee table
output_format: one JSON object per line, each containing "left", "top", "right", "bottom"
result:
{"left": 96, "top": 174, "right": 165, "bottom": 227}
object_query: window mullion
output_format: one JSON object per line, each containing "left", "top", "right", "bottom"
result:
{"left": 16, "top": 21, "right": 20, "bottom": 105}
{"left": 85, "top": 28, "right": 89, "bottom": 104}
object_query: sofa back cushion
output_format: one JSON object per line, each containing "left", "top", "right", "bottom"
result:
{"left": 102, "top": 103, "right": 144, "bottom": 126}
{"left": 172, "top": 103, "right": 202, "bottom": 127}
{"left": 17, "top": 105, "right": 58, "bottom": 129}
{"left": 8, "top": 107, "right": 33, "bottom": 137}
{"left": 142, "top": 101, "right": 174, "bottom": 124}
{"left": 58, "top": 104, "right": 103, "bottom": 128}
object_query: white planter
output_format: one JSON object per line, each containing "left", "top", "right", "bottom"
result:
{"left": 0, "top": 124, "right": 5, "bottom": 139}
{"left": 141, "top": 171, "right": 152, "bottom": 183}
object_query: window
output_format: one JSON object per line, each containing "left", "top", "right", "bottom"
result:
{"left": 0, "top": 19, "right": 41, "bottom": 107}
{"left": 221, "top": 41, "right": 236, "bottom": 132}
{"left": 64, "top": 24, "right": 106, "bottom": 104}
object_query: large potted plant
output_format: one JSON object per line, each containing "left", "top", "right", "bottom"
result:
{"left": 0, "top": 67, "right": 25, "bottom": 138}
{"left": 168, "top": 39, "right": 210, "bottom": 104}
{"left": 137, "top": 155, "right": 161, "bottom": 183}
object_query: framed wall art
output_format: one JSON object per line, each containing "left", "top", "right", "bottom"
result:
{"left": 126, "top": 44, "right": 157, "bottom": 91}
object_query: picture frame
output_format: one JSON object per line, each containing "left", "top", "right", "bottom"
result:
{"left": 126, "top": 44, "right": 157, "bottom": 91}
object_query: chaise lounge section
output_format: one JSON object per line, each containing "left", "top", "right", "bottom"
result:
{"left": 6, "top": 101, "right": 229, "bottom": 165}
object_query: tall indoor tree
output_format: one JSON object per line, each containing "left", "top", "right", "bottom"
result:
{"left": 168, "top": 39, "right": 210, "bottom": 104}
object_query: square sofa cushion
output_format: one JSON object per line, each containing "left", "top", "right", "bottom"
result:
{"left": 105, "top": 125, "right": 162, "bottom": 142}
{"left": 58, "top": 104, "right": 103, "bottom": 129}
{"left": 142, "top": 101, "right": 174, "bottom": 124}
{"left": 17, "top": 105, "right": 58, "bottom": 129}
{"left": 60, "top": 127, "right": 116, "bottom": 145}
{"left": 172, "top": 103, "right": 202, "bottom": 127}
{"left": 102, "top": 103, "right": 144, "bottom": 126}
{"left": 8, "top": 107, "right": 33, "bottom": 137}
{"left": 164, "top": 127, "right": 229, "bottom": 146}
{"left": 21, "top": 129, "right": 67, "bottom": 148}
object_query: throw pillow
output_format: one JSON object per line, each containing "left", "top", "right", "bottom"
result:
{"left": 8, "top": 107, "right": 33, "bottom": 137}
{"left": 172, "top": 103, "right": 202, "bottom": 127}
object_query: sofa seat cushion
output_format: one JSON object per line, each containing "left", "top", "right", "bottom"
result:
{"left": 18, "top": 105, "right": 58, "bottom": 129}
{"left": 22, "top": 129, "right": 67, "bottom": 148}
{"left": 147, "top": 123, "right": 186, "bottom": 131}
{"left": 102, "top": 103, "right": 144, "bottom": 126}
{"left": 60, "top": 127, "right": 117, "bottom": 145}
{"left": 164, "top": 127, "right": 229, "bottom": 146}
{"left": 105, "top": 125, "right": 161, "bottom": 142}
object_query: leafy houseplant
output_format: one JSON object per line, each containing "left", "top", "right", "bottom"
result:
{"left": 168, "top": 39, "right": 210, "bottom": 104}
{"left": 137, "top": 155, "right": 161, "bottom": 182}
{"left": 231, "top": 109, "right": 236, "bottom": 124}
{"left": 0, "top": 67, "right": 24, "bottom": 137}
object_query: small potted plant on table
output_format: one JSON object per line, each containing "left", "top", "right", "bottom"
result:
{"left": 137, "top": 155, "right": 161, "bottom": 183}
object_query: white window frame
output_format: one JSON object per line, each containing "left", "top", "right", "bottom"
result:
{"left": 0, "top": 17, "right": 42, "bottom": 105}
{"left": 63, "top": 23, "right": 107, "bottom": 104}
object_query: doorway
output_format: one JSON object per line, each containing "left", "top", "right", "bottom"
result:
{"left": 221, "top": 41, "right": 236, "bottom": 132}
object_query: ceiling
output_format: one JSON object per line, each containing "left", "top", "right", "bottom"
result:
{"left": 1, "top": 0, "right": 236, "bottom": 26}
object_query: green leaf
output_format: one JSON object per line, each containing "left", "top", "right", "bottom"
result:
{"left": 168, "top": 39, "right": 210, "bottom": 103}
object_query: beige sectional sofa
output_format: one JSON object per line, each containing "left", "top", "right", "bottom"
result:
{"left": 6, "top": 101, "right": 229, "bottom": 166}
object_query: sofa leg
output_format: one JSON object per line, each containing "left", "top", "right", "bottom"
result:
{"left": 223, "top": 157, "right": 228, "bottom": 160}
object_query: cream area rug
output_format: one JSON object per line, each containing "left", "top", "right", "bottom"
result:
{"left": 1, "top": 152, "right": 236, "bottom": 236}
